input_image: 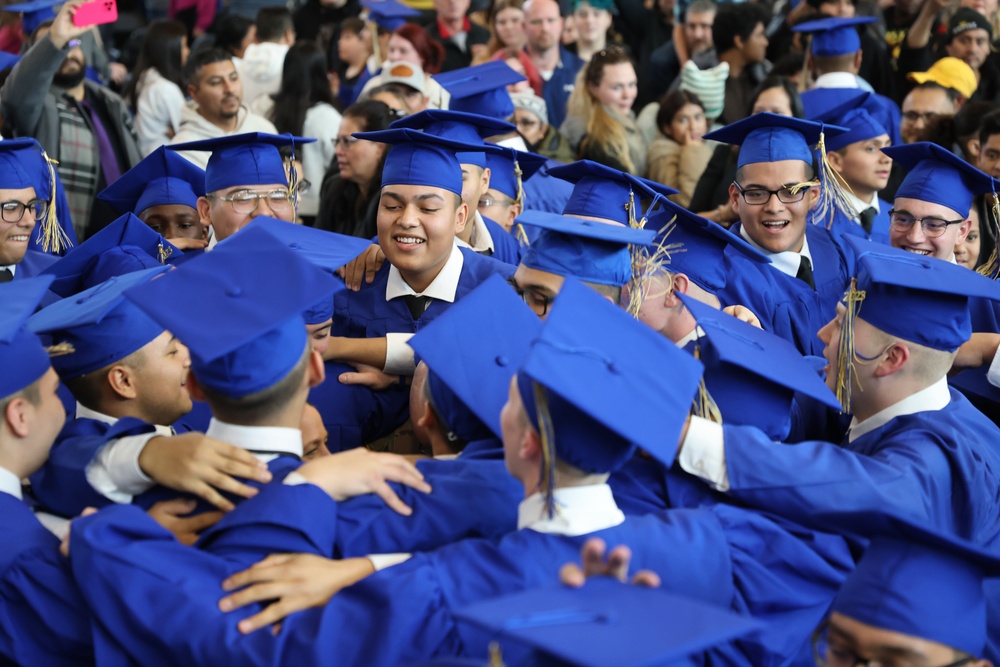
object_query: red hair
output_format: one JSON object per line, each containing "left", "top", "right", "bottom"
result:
{"left": 393, "top": 23, "right": 445, "bottom": 74}
{"left": 492, "top": 48, "right": 543, "bottom": 97}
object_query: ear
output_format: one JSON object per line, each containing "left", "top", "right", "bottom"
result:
{"left": 520, "top": 423, "right": 542, "bottom": 461}
{"left": 507, "top": 201, "right": 523, "bottom": 230}
{"left": 4, "top": 397, "right": 31, "bottom": 438}
{"left": 969, "top": 138, "right": 981, "bottom": 159}
{"left": 733, "top": 33, "right": 745, "bottom": 51}
{"left": 415, "top": 398, "right": 435, "bottom": 432}
{"left": 827, "top": 149, "right": 844, "bottom": 171}
{"left": 480, "top": 167, "right": 491, "bottom": 194}
{"left": 454, "top": 200, "right": 469, "bottom": 235}
{"left": 852, "top": 49, "right": 863, "bottom": 72}
{"left": 875, "top": 341, "right": 911, "bottom": 377}
{"left": 807, "top": 185, "right": 820, "bottom": 210}
{"left": 187, "top": 82, "right": 198, "bottom": 99}
{"left": 306, "top": 349, "right": 326, "bottom": 389}
{"left": 196, "top": 196, "right": 213, "bottom": 228}
{"left": 185, "top": 370, "right": 208, "bottom": 402}
{"left": 106, "top": 364, "right": 139, "bottom": 400}
{"left": 665, "top": 273, "right": 685, "bottom": 306}
{"left": 727, "top": 181, "right": 741, "bottom": 210}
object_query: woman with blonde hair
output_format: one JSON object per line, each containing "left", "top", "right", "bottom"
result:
{"left": 559, "top": 46, "right": 644, "bottom": 175}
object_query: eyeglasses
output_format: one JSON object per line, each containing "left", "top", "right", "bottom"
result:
{"left": 1, "top": 199, "right": 48, "bottom": 224}
{"left": 206, "top": 189, "right": 293, "bottom": 215}
{"left": 294, "top": 179, "right": 311, "bottom": 195}
{"left": 334, "top": 136, "right": 361, "bottom": 148}
{"left": 507, "top": 277, "right": 552, "bottom": 317}
{"left": 901, "top": 110, "right": 939, "bottom": 124}
{"left": 811, "top": 622, "right": 977, "bottom": 667}
{"left": 733, "top": 181, "right": 814, "bottom": 205}
{"left": 888, "top": 209, "right": 965, "bottom": 238}
{"left": 479, "top": 195, "right": 515, "bottom": 209}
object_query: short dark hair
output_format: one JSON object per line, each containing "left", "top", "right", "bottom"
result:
{"left": 712, "top": 3, "right": 769, "bottom": 53}
{"left": 748, "top": 75, "right": 805, "bottom": 118}
{"left": 975, "top": 107, "right": 1000, "bottom": 147}
{"left": 196, "top": 346, "right": 309, "bottom": 423}
{"left": 912, "top": 80, "right": 962, "bottom": 103}
{"left": 340, "top": 17, "right": 366, "bottom": 37}
{"left": 255, "top": 7, "right": 293, "bottom": 42}
{"left": 62, "top": 349, "right": 146, "bottom": 413}
{"left": 735, "top": 161, "right": 816, "bottom": 184}
{"left": 183, "top": 47, "right": 233, "bottom": 87}
{"left": 583, "top": 281, "right": 622, "bottom": 304}
{"left": 213, "top": 13, "right": 254, "bottom": 57}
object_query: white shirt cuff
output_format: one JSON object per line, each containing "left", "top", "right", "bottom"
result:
{"left": 366, "top": 553, "right": 412, "bottom": 571}
{"left": 84, "top": 435, "right": 158, "bottom": 503}
{"left": 987, "top": 345, "right": 1000, "bottom": 389}
{"left": 383, "top": 333, "right": 416, "bottom": 376}
{"left": 677, "top": 416, "right": 730, "bottom": 492}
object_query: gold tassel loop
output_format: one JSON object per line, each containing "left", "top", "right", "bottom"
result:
{"left": 976, "top": 194, "right": 1000, "bottom": 279}
{"left": 45, "top": 341, "right": 76, "bottom": 357}
{"left": 39, "top": 151, "right": 71, "bottom": 255}
{"left": 835, "top": 278, "right": 867, "bottom": 413}
{"left": 813, "top": 127, "right": 858, "bottom": 231}
{"left": 626, "top": 211, "right": 682, "bottom": 318}
{"left": 691, "top": 343, "right": 723, "bottom": 424}
{"left": 533, "top": 381, "right": 559, "bottom": 519}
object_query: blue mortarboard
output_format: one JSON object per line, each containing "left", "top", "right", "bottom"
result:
{"left": 843, "top": 236, "right": 1000, "bottom": 352}
{"left": 0, "top": 276, "right": 55, "bottom": 398}
{"left": 5, "top": 0, "right": 62, "bottom": 35}
{"left": 484, "top": 148, "right": 548, "bottom": 202}
{"left": 883, "top": 141, "right": 998, "bottom": 218}
{"left": 547, "top": 160, "right": 676, "bottom": 226}
{"left": 793, "top": 16, "right": 877, "bottom": 57}
{"left": 391, "top": 109, "right": 515, "bottom": 169}
{"left": 41, "top": 212, "right": 179, "bottom": 297}
{"left": 824, "top": 108, "right": 888, "bottom": 152}
{"left": 27, "top": 267, "right": 170, "bottom": 379}
{"left": 815, "top": 510, "right": 1000, "bottom": 658}
{"left": 122, "top": 227, "right": 337, "bottom": 398}
{"left": 242, "top": 216, "right": 371, "bottom": 325}
{"left": 704, "top": 113, "right": 849, "bottom": 169}
{"left": 518, "top": 210, "right": 655, "bottom": 287}
{"left": 434, "top": 61, "right": 526, "bottom": 120}
{"left": 0, "top": 137, "right": 49, "bottom": 191}
{"left": 454, "top": 578, "right": 763, "bottom": 667}
{"left": 800, "top": 89, "right": 889, "bottom": 152}
{"left": 517, "top": 279, "right": 703, "bottom": 474}
{"left": 98, "top": 146, "right": 206, "bottom": 215}
{"left": 409, "top": 274, "right": 541, "bottom": 443}
{"left": 645, "top": 198, "right": 767, "bottom": 293}
{"left": 168, "top": 132, "right": 314, "bottom": 194}
{"left": 361, "top": 0, "right": 419, "bottom": 30}
{"left": 677, "top": 293, "right": 841, "bottom": 439}
{"left": 354, "top": 127, "right": 491, "bottom": 197}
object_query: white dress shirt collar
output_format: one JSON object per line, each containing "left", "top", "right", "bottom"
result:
{"left": 0, "top": 465, "right": 22, "bottom": 500}
{"left": 848, "top": 376, "right": 951, "bottom": 442}
{"left": 386, "top": 242, "right": 465, "bottom": 303}
{"left": 76, "top": 402, "right": 173, "bottom": 436}
{"left": 518, "top": 484, "right": 625, "bottom": 535}
{"left": 813, "top": 72, "right": 862, "bottom": 89}
{"left": 674, "top": 325, "right": 704, "bottom": 349}
{"left": 845, "top": 190, "right": 880, "bottom": 217}
{"left": 739, "top": 224, "right": 813, "bottom": 278}
{"left": 454, "top": 211, "right": 495, "bottom": 254}
{"left": 205, "top": 418, "right": 303, "bottom": 458}
{"left": 0, "top": 264, "right": 15, "bottom": 276}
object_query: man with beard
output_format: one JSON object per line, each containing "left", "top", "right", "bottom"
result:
{"left": 0, "top": 0, "right": 141, "bottom": 242}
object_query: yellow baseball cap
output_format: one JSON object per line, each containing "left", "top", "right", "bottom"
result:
{"left": 908, "top": 56, "right": 978, "bottom": 99}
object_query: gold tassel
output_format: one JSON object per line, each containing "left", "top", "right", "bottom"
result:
{"left": 45, "top": 341, "right": 76, "bottom": 357}
{"left": 976, "top": 194, "right": 1000, "bottom": 279}
{"left": 157, "top": 242, "right": 173, "bottom": 264}
{"left": 514, "top": 223, "right": 530, "bottom": 247}
{"left": 533, "top": 381, "right": 558, "bottom": 519}
{"left": 487, "top": 642, "right": 506, "bottom": 667}
{"left": 691, "top": 343, "right": 723, "bottom": 423}
{"left": 284, "top": 145, "right": 300, "bottom": 219}
{"left": 812, "top": 127, "right": 858, "bottom": 231}
{"left": 799, "top": 35, "right": 812, "bottom": 92}
{"left": 626, "top": 211, "right": 682, "bottom": 318}
{"left": 836, "top": 278, "right": 866, "bottom": 413}
{"left": 39, "top": 151, "right": 71, "bottom": 255}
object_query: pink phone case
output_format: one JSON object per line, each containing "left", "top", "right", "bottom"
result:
{"left": 72, "top": 0, "right": 118, "bottom": 27}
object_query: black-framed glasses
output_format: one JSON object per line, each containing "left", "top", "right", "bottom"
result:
{"left": 733, "top": 181, "right": 813, "bottom": 205}
{"left": 206, "top": 189, "right": 293, "bottom": 215}
{"left": 507, "top": 277, "right": 553, "bottom": 317}
{"left": 811, "top": 621, "right": 978, "bottom": 667}
{"left": 901, "top": 110, "right": 938, "bottom": 124}
{"left": 294, "top": 179, "right": 311, "bottom": 195}
{"left": 1, "top": 199, "right": 48, "bottom": 223}
{"left": 888, "top": 209, "right": 965, "bottom": 238}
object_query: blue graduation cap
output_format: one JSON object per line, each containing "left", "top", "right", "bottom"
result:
{"left": 816, "top": 509, "right": 1000, "bottom": 658}
{"left": 825, "top": 108, "right": 888, "bottom": 152}
{"left": 0, "top": 276, "right": 55, "bottom": 398}
{"left": 241, "top": 216, "right": 371, "bottom": 325}
{"left": 547, "top": 160, "right": 675, "bottom": 226}
{"left": 122, "top": 227, "right": 337, "bottom": 399}
{"left": 792, "top": 16, "right": 877, "bottom": 57}
{"left": 517, "top": 279, "right": 703, "bottom": 480}
{"left": 408, "top": 274, "right": 541, "bottom": 443}
{"left": 41, "top": 212, "right": 179, "bottom": 297}
{"left": 361, "top": 0, "right": 419, "bottom": 30}
{"left": 518, "top": 210, "right": 655, "bottom": 287}
{"left": 454, "top": 578, "right": 763, "bottom": 667}
{"left": 168, "top": 132, "right": 314, "bottom": 194}
{"left": 677, "top": 293, "right": 840, "bottom": 439}
{"left": 704, "top": 112, "right": 849, "bottom": 169}
{"left": 484, "top": 148, "right": 547, "bottom": 203}
{"left": 434, "top": 61, "right": 526, "bottom": 120}
{"left": 390, "top": 109, "right": 515, "bottom": 169}
{"left": 800, "top": 89, "right": 889, "bottom": 152}
{"left": 883, "top": 141, "right": 998, "bottom": 218}
{"left": 354, "top": 127, "right": 493, "bottom": 197}
{"left": 5, "top": 0, "right": 62, "bottom": 35}
{"left": 98, "top": 146, "right": 206, "bottom": 216}
{"left": 0, "top": 137, "right": 68, "bottom": 255}
{"left": 644, "top": 198, "right": 767, "bottom": 293}
{"left": 27, "top": 267, "right": 170, "bottom": 380}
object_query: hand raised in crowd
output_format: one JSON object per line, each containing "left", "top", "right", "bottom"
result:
{"left": 338, "top": 244, "right": 386, "bottom": 291}
{"left": 146, "top": 498, "right": 223, "bottom": 546}
{"left": 48, "top": 0, "right": 93, "bottom": 49}
{"left": 218, "top": 553, "right": 375, "bottom": 634}
{"left": 293, "top": 447, "right": 432, "bottom": 514}
{"left": 138, "top": 434, "right": 274, "bottom": 512}
{"left": 559, "top": 538, "right": 661, "bottom": 589}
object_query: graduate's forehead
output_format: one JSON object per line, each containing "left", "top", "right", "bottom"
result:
{"left": 380, "top": 184, "right": 457, "bottom": 204}
{"left": 736, "top": 159, "right": 810, "bottom": 186}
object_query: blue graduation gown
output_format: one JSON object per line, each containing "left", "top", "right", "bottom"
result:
{"left": 720, "top": 388, "right": 1000, "bottom": 550}
{"left": 15, "top": 249, "right": 58, "bottom": 278}
{"left": 817, "top": 198, "right": 892, "bottom": 266}
{"left": 482, "top": 215, "right": 522, "bottom": 266}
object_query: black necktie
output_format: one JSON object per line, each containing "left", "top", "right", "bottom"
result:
{"left": 403, "top": 294, "right": 430, "bottom": 320}
{"left": 0, "top": 268, "right": 12, "bottom": 283}
{"left": 858, "top": 207, "right": 876, "bottom": 235}
{"left": 796, "top": 255, "right": 815, "bottom": 290}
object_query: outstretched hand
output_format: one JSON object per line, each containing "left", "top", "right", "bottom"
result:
{"left": 559, "top": 538, "right": 661, "bottom": 589}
